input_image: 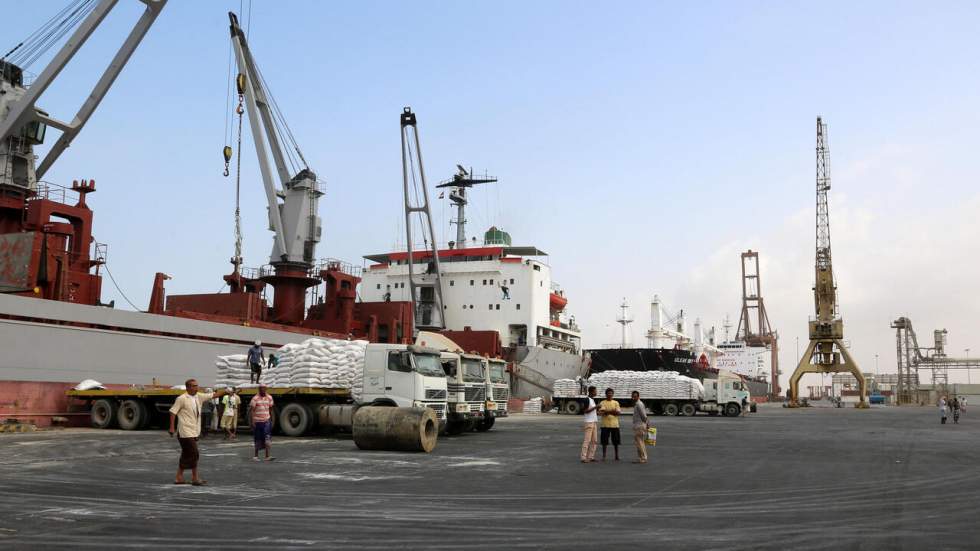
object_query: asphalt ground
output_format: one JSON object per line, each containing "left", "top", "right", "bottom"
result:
{"left": 1, "top": 404, "right": 977, "bottom": 550}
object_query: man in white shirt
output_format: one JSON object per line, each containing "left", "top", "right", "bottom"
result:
{"left": 580, "top": 386, "right": 599, "bottom": 463}
{"left": 221, "top": 388, "right": 241, "bottom": 440}
{"left": 169, "top": 379, "right": 228, "bottom": 485}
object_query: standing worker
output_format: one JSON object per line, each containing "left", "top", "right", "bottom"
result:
{"left": 598, "top": 388, "right": 622, "bottom": 462}
{"left": 169, "top": 379, "right": 228, "bottom": 485}
{"left": 250, "top": 384, "right": 275, "bottom": 461}
{"left": 580, "top": 386, "right": 599, "bottom": 463}
{"left": 221, "top": 387, "right": 241, "bottom": 440}
{"left": 248, "top": 340, "right": 265, "bottom": 384}
{"left": 952, "top": 396, "right": 961, "bottom": 424}
{"left": 940, "top": 396, "right": 948, "bottom": 424}
{"left": 630, "top": 390, "right": 649, "bottom": 464}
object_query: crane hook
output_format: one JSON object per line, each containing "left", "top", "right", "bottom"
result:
{"left": 222, "top": 146, "right": 233, "bottom": 177}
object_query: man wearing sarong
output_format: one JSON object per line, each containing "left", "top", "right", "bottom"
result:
{"left": 169, "top": 379, "right": 228, "bottom": 485}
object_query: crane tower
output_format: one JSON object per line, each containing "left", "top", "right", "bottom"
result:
{"left": 787, "top": 118, "right": 868, "bottom": 408}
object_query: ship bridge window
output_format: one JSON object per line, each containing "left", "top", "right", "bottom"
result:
{"left": 482, "top": 279, "right": 487, "bottom": 285}
{"left": 516, "top": 304, "right": 521, "bottom": 310}
{"left": 489, "top": 279, "right": 494, "bottom": 285}
{"left": 470, "top": 280, "right": 475, "bottom": 286}
{"left": 510, "top": 278, "right": 514, "bottom": 284}
{"left": 495, "top": 304, "right": 500, "bottom": 310}
{"left": 449, "top": 280, "right": 454, "bottom": 286}
{"left": 533, "top": 264, "right": 540, "bottom": 271}
{"left": 376, "top": 284, "right": 381, "bottom": 289}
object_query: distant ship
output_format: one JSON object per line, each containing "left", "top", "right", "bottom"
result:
{"left": 585, "top": 298, "right": 771, "bottom": 397}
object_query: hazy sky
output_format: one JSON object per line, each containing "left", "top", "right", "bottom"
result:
{"left": 9, "top": 1, "right": 979, "bottom": 390}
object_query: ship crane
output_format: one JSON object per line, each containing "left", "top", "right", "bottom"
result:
{"left": 228, "top": 12, "right": 323, "bottom": 324}
{"left": 787, "top": 118, "right": 868, "bottom": 408}
{"left": 400, "top": 108, "right": 446, "bottom": 332}
{"left": 435, "top": 165, "right": 497, "bottom": 249}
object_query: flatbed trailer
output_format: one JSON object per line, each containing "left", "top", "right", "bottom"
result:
{"left": 67, "top": 386, "right": 353, "bottom": 436}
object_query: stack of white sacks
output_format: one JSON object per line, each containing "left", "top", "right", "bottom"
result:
{"left": 522, "top": 397, "right": 544, "bottom": 414}
{"left": 214, "top": 337, "right": 368, "bottom": 400}
{"left": 552, "top": 378, "right": 583, "bottom": 398}
{"left": 553, "top": 371, "right": 704, "bottom": 400}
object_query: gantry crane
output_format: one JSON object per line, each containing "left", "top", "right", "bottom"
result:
{"left": 788, "top": 118, "right": 868, "bottom": 408}
{"left": 892, "top": 317, "right": 980, "bottom": 404}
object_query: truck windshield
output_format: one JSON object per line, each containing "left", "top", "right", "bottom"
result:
{"left": 412, "top": 354, "right": 445, "bottom": 377}
{"left": 489, "top": 364, "right": 506, "bottom": 383}
{"left": 462, "top": 358, "right": 484, "bottom": 382}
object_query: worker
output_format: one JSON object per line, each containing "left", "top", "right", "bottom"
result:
{"left": 598, "top": 387, "right": 622, "bottom": 461}
{"left": 500, "top": 284, "right": 510, "bottom": 300}
{"left": 939, "top": 396, "right": 948, "bottom": 424}
{"left": 168, "top": 378, "right": 228, "bottom": 486}
{"left": 268, "top": 353, "right": 280, "bottom": 370}
{"left": 580, "top": 386, "right": 599, "bottom": 463}
{"left": 221, "top": 387, "right": 241, "bottom": 440}
{"left": 383, "top": 284, "right": 391, "bottom": 302}
{"left": 630, "top": 390, "right": 649, "bottom": 464}
{"left": 247, "top": 340, "right": 265, "bottom": 384}
{"left": 952, "top": 396, "right": 961, "bottom": 424}
{"left": 250, "top": 384, "right": 275, "bottom": 461}
{"left": 200, "top": 395, "right": 213, "bottom": 438}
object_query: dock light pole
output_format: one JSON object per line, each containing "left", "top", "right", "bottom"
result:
{"left": 967, "top": 349, "right": 971, "bottom": 384}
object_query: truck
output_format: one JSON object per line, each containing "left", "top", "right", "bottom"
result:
{"left": 475, "top": 357, "right": 509, "bottom": 432}
{"left": 68, "top": 343, "right": 449, "bottom": 437}
{"left": 553, "top": 370, "right": 753, "bottom": 417}
{"left": 437, "top": 350, "right": 489, "bottom": 435}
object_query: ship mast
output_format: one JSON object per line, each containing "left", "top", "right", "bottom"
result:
{"left": 435, "top": 166, "right": 496, "bottom": 249}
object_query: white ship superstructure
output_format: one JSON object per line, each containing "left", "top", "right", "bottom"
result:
{"left": 716, "top": 340, "right": 772, "bottom": 381}
{"left": 361, "top": 232, "right": 580, "bottom": 354}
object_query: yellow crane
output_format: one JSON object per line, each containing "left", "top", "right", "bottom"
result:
{"left": 787, "top": 118, "right": 868, "bottom": 408}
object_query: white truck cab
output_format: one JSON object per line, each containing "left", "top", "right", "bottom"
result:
{"left": 701, "top": 369, "right": 752, "bottom": 417}
{"left": 487, "top": 358, "right": 509, "bottom": 419}
{"left": 361, "top": 343, "right": 449, "bottom": 423}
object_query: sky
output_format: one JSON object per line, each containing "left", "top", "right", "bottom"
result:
{"left": 7, "top": 0, "right": 980, "bottom": 391}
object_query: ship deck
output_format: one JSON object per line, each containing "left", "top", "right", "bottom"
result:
{"left": 1, "top": 404, "right": 978, "bottom": 548}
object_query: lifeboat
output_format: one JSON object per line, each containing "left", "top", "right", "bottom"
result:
{"left": 549, "top": 292, "right": 568, "bottom": 311}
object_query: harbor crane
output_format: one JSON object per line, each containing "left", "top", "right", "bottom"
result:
{"left": 788, "top": 118, "right": 868, "bottom": 408}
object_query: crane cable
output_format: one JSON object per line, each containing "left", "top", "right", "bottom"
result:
{"left": 232, "top": 73, "right": 246, "bottom": 270}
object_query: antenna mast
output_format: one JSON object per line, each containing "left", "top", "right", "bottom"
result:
{"left": 435, "top": 165, "right": 497, "bottom": 248}
{"left": 616, "top": 299, "right": 634, "bottom": 348}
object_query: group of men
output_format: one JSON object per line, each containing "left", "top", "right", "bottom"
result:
{"left": 939, "top": 395, "right": 966, "bottom": 425}
{"left": 580, "top": 387, "right": 650, "bottom": 464}
{"left": 167, "top": 379, "right": 277, "bottom": 485}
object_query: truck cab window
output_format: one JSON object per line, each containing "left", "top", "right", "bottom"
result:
{"left": 388, "top": 351, "right": 412, "bottom": 373}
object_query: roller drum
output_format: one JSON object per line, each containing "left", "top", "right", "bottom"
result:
{"left": 352, "top": 406, "right": 438, "bottom": 453}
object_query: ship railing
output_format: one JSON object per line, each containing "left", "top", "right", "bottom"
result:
{"left": 240, "top": 265, "right": 276, "bottom": 280}
{"left": 30, "top": 181, "right": 80, "bottom": 205}
{"left": 550, "top": 281, "right": 564, "bottom": 294}
{"left": 317, "top": 258, "right": 362, "bottom": 278}
{"left": 91, "top": 242, "right": 107, "bottom": 265}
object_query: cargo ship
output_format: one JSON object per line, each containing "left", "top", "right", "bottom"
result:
{"left": 360, "top": 166, "right": 589, "bottom": 401}
{"left": 0, "top": 8, "right": 430, "bottom": 425}
{"left": 585, "top": 298, "right": 770, "bottom": 397}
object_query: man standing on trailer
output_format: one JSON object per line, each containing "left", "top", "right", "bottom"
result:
{"left": 169, "top": 379, "right": 228, "bottom": 485}
{"left": 250, "top": 384, "right": 275, "bottom": 461}
{"left": 248, "top": 340, "right": 265, "bottom": 384}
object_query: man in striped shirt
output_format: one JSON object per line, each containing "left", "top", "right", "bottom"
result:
{"left": 250, "top": 384, "right": 275, "bottom": 461}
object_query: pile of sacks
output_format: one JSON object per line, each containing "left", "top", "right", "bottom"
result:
{"left": 552, "top": 378, "right": 584, "bottom": 398}
{"left": 586, "top": 370, "right": 704, "bottom": 400}
{"left": 215, "top": 337, "right": 368, "bottom": 400}
{"left": 214, "top": 354, "right": 252, "bottom": 388}
{"left": 522, "top": 397, "right": 544, "bottom": 414}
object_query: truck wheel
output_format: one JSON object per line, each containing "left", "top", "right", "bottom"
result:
{"left": 445, "top": 419, "right": 466, "bottom": 436}
{"left": 279, "top": 403, "right": 312, "bottom": 437}
{"left": 680, "top": 403, "right": 696, "bottom": 417}
{"left": 91, "top": 399, "right": 118, "bottom": 429}
{"left": 117, "top": 400, "right": 147, "bottom": 430}
{"left": 725, "top": 403, "right": 741, "bottom": 417}
{"left": 662, "top": 403, "right": 679, "bottom": 416}
{"left": 564, "top": 400, "right": 582, "bottom": 415}
{"left": 476, "top": 416, "right": 495, "bottom": 432}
